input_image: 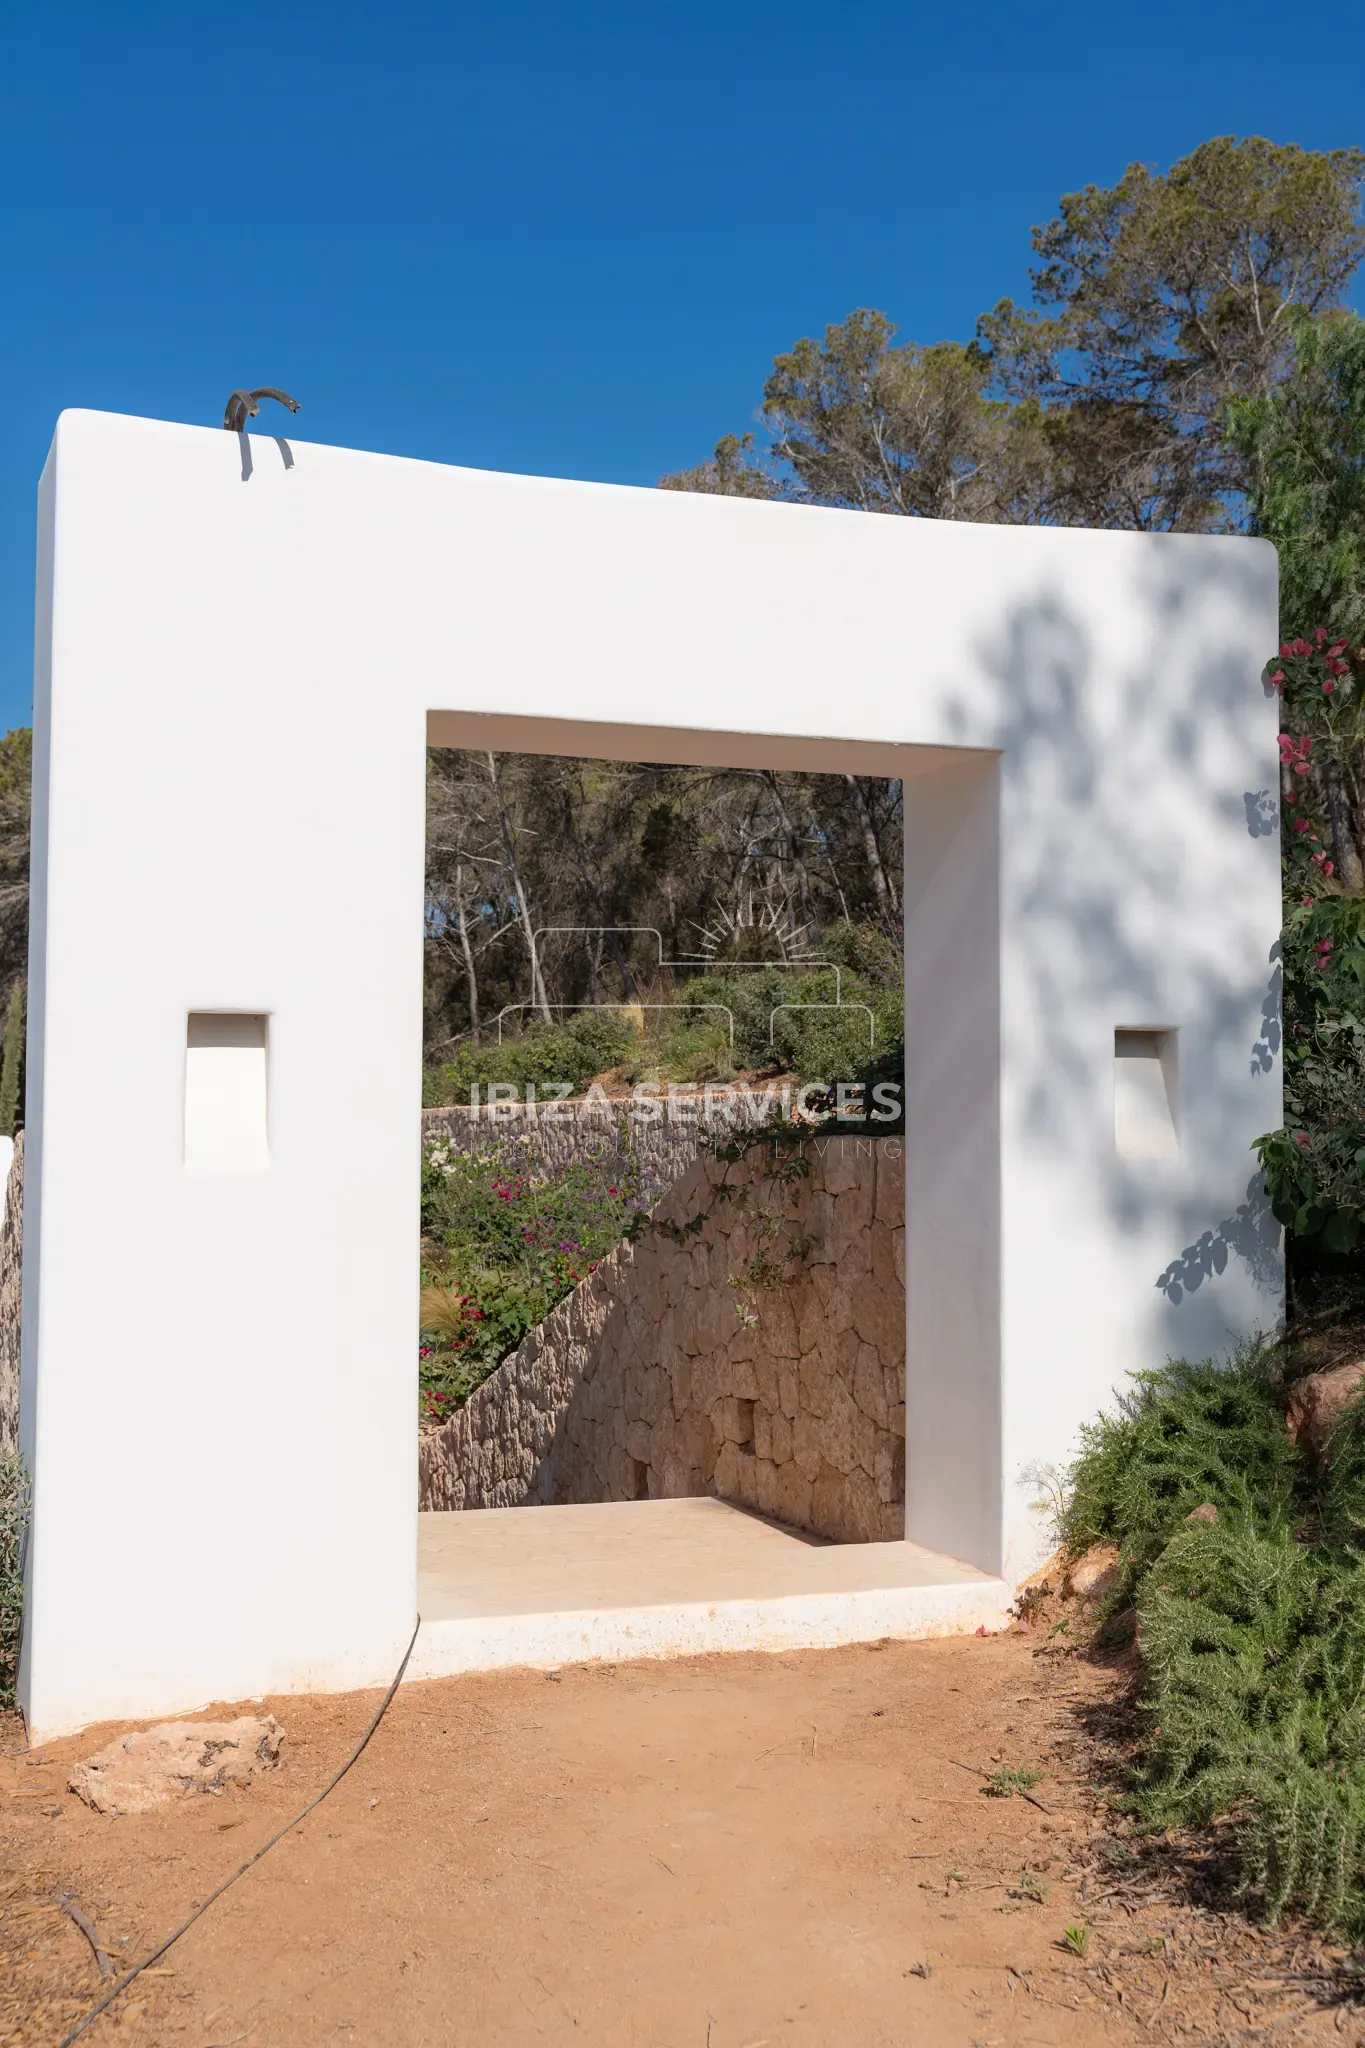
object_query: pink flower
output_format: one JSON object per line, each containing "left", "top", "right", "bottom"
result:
{"left": 1294, "top": 1132, "right": 1312, "bottom": 1150}
{"left": 1296, "top": 818, "right": 1313, "bottom": 835}
{"left": 1280, "top": 643, "right": 1294, "bottom": 658}
{"left": 1293, "top": 638, "right": 1311, "bottom": 656}
{"left": 1324, "top": 678, "right": 1337, "bottom": 694}
{"left": 1315, "top": 626, "right": 1329, "bottom": 643}
{"left": 1330, "top": 639, "right": 1348, "bottom": 656}
{"left": 1268, "top": 669, "right": 1286, "bottom": 685}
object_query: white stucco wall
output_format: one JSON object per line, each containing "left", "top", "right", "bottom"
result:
{"left": 20, "top": 410, "right": 1281, "bottom": 1737}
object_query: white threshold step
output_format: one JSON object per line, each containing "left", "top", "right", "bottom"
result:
{"left": 410, "top": 1497, "right": 1013, "bottom": 1681}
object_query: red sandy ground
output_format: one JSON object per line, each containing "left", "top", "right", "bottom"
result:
{"left": 3, "top": 1631, "right": 1362, "bottom": 2047}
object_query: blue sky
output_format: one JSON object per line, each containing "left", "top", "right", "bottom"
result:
{"left": 1, "top": 0, "right": 1362, "bottom": 732}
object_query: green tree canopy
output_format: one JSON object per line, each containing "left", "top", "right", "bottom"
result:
{"left": 664, "top": 137, "right": 1365, "bottom": 535}
{"left": 1228, "top": 308, "right": 1365, "bottom": 646}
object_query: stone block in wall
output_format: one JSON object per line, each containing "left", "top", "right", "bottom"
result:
{"left": 853, "top": 1273, "right": 903, "bottom": 1364}
{"left": 797, "top": 1351, "right": 829, "bottom": 1420}
{"left": 625, "top": 1418, "right": 653, "bottom": 1464}
{"left": 821, "top": 1137, "right": 872, "bottom": 1197}
{"left": 870, "top": 1218, "right": 898, "bottom": 1291}
{"left": 757, "top": 1289, "right": 800, "bottom": 1359}
{"left": 875, "top": 1434, "right": 906, "bottom": 1508}
{"left": 853, "top": 1342, "right": 888, "bottom": 1429}
{"left": 791, "top": 1410, "right": 824, "bottom": 1481}
{"left": 754, "top": 1455, "right": 782, "bottom": 1520}
{"left": 777, "top": 1462, "right": 814, "bottom": 1531}
{"left": 777, "top": 1361, "right": 800, "bottom": 1421}
{"left": 875, "top": 1141, "right": 905, "bottom": 1229}
{"left": 803, "top": 1190, "right": 836, "bottom": 1263}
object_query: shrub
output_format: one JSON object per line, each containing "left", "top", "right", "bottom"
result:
{"left": 0, "top": 1449, "right": 29, "bottom": 1711}
{"left": 1061, "top": 1347, "right": 1365, "bottom": 1935}
{"left": 1137, "top": 1522, "right": 1365, "bottom": 1934}
{"left": 1059, "top": 1350, "right": 1298, "bottom": 1607}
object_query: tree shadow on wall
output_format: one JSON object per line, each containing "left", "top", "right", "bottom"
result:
{"left": 1155, "top": 1175, "right": 1283, "bottom": 1305}
{"left": 937, "top": 536, "right": 1283, "bottom": 1343}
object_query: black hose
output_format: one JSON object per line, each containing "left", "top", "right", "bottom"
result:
{"left": 56, "top": 1614, "right": 421, "bottom": 2048}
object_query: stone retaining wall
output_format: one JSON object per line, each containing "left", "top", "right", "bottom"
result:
{"left": 419, "top": 1135, "right": 905, "bottom": 1544}
{"left": 420, "top": 1093, "right": 783, "bottom": 1184}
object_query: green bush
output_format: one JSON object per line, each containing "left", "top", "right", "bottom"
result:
{"left": 0, "top": 1449, "right": 29, "bottom": 1711}
{"left": 1059, "top": 1351, "right": 1298, "bottom": 1608}
{"left": 424, "top": 926, "right": 905, "bottom": 1104}
{"left": 437, "top": 1009, "right": 636, "bottom": 1101}
{"left": 1138, "top": 1522, "right": 1365, "bottom": 1934}
{"left": 1061, "top": 1347, "right": 1365, "bottom": 1934}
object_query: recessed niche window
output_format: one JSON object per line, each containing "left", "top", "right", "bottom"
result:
{"left": 184, "top": 1013, "right": 269, "bottom": 1171}
{"left": 1114, "top": 1028, "right": 1178, "bottom": 1160}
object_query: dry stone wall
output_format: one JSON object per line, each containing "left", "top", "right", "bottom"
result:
{"left": 420, "top": 1094, "right": 782, "bottom": 1183}
{"left": 419, "top": 1134, "right": 906, "bottom": 1544}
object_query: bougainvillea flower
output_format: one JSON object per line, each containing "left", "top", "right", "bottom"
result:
{"left": 1294, "top": 1132, "right": 1312, "bottom": 1150}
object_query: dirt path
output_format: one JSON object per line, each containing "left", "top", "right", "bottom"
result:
{"left": 3, "top": 1633, "right": 1361, "bottom": 2046}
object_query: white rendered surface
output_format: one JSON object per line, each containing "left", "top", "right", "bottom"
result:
{"left": 20, "top": 411, "right": 1282, "bottom": 1737}
{"left": 184, "top": 1014, "right": 270, "bottom": 1171}
{"left": 1115, "top": 1029, "right": 1180, "bottom": 1160}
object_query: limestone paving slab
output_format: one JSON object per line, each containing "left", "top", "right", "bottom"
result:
{"left": 410, "top": 1498, "right": 1012, "bottom": 1681}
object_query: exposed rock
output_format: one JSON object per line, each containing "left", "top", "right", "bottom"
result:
{"left": 1064, "top": 1543, "right": 1121, "bottom": 1602}
{"left": 1286, "top": 1361, "right": 1365, "bottom": 1461}
{"left": 70, "top": 1716, "right": 284, "bottom": 1816}
{"left": 1185, "top": 1502, "right": 1218, "bottom": 1526}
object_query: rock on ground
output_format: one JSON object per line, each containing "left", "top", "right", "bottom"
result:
{"left": 1286, "top": 1359, "right": 1365, "bottom": 1460}
{"left": 1063, "top": 1542, "right": 1121, "bottom": 1602}
{"left": 69, "top": 1716, "right": 284, "bottom": 1815}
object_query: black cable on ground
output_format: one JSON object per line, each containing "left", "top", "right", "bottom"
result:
{"left": 56, "top": 1614, "right": 422, "bottom": 2048}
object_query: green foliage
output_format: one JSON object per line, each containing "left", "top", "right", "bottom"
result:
{"left": 1253, "top": 722, "right": 1365, "bottom": 1254}
{"left": 667, "top": 138, "right": 1365, "bottom": 534}
{"left": 417, "top": 1139, "right": 667, "bottom": 1425}
{"left": 1137, "top": 1523, "right": 1365, "bottom": 1934}
{"left": 1059, "top": 1352, "right": 1298, "bottom": 1607}
{"left": 1062, "top": 1351, "right": 1365, "bottom": 1934}
{"left": 0, "top": 978, "right": 23, "bottom": 1138}
{"left": 1228, "top": 309, "right": 1365, "bottom": 647}
{"left": 426, "top": 939, "right": 905, "bottom": 1105}
{"left": 436, "top": 1009, "right": 636, "bottom": 1101}
{"left": 0, "top": 1449, "right": 29, "bottom": 1712}
{"left": 983, "top": 1765, "right": 1045, "bottom": 1798}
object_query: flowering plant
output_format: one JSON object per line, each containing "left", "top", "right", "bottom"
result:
{"left": 1254, "top": 628, "right": 1365, "bottom": 1254}
{"left": 417, "top": 1136, "right": 666, "bottom": 1421}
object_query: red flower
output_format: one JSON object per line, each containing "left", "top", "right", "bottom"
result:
{"left": 1294, "top": 1132, "right": 1312, "bottom": 1150}
{"left": 1293, "top": 638, "right": 1311, "bottom": 656}
{"left": 1324, "top": 678, "right": 1337, "bottom": 694}
{"left": 1330, "top": 639, "right": 1348, "bottom": 656}
{"left": 1268, "top": 669, "right": 1286, "bottom": 685}
{"left": 1315, "top": 626, "right": 1329, "bottom": 644}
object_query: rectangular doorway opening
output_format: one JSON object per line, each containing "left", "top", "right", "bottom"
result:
{"left": 408, "top": 714, "right": 1009, "bottom": 1679}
